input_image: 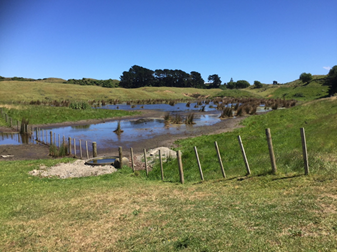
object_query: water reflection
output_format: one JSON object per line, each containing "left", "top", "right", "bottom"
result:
{"left": 0, "top": 133, "right": 34, "bottom": 145}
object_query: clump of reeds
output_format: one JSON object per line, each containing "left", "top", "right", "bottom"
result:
{"left": 219, "top": 107, "right": 233, "bottom": 118}
{"left": 164, "top": 112, "right": 171, "bottom": 122}
{"left": 235, "top": 106, "right": 247, "bottom": 117}
{"left": 200, "top": 106, "right": 205, "bottom": 112}
{"left": 131, "top": 105, "right": 136, "bottom": 108}
{"left": 171, "top": 114, "right": 183, "bottom": 124}
{"left": 186, "top": 101, "right": 190, "bottom": 107}
{"left": 184, "top": 113, "right": 195, "bottom": 124}
{"left": 113, "top": 121, "right": 124, "bottom": 134}
{"left": 271, "top": 102, "right": 279, "bottom": 110}
{"left": 49, "top": 141, "right": 68, "bottom": 157}
{"left": 169, "top": 101, "right": 175, "bottom": 106}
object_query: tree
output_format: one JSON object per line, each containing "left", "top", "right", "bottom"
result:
{"left": 254, "top": 80, "right": 263, "bottom": 88}
{"left": 326, "top": 65, "right": 337, "bottom": 95}
{"left": 236, "top": 80, "right": 250, "bottom": 89}
{"left": 227, "top": 78, "right": 236, "bottom": 89}
{"left": 299, "top": 72, "right": 313, "bottom": 83}
{"left": 190, "top": 71, "right": 205, "bottom": 88}
{"left": 208, "top": 74, "right": 222, "bottom": 88}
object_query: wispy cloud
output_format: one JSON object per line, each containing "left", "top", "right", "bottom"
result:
{"left": 323, "top": 66, "right": 331, "bottom": 71}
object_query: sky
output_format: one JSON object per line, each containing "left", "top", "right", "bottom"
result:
{"left": 0, "top": 0, "right": 336, "bottom": 84}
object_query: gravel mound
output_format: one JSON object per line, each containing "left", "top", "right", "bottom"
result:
{"left": 29, "top": 160, "right": 117, "bottom": 179}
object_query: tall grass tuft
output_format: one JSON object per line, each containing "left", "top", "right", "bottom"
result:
{"left": 184, "top": 113, "right": 195, "bottom": 124}
{"left": 219, "top": 107, "right": 233, "bottom": 118}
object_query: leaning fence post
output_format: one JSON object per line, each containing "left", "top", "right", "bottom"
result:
{"left": 214, "top": 141, "right": 226, "bottom": 178}
{"left": 144, "top": 148, "right": 148, "bottom": 176}
{"left": 194, "top": 146, "right": 204, "bottom": 180}
{"left": 68, "top": 137, "right": 72, "bottom": 155}
{"left": 300, "top": 128, "right": 309, "bottom": 175}
{"left": 238, "top": 135, "right": 251, "bottom": 175}
{"left": 130, "top": 147, "right": 135, "bottom": 172}
{"left": 159, "top": 149, "right": 164, "bottom": 181}
{"left": 266, "top": 128, "right": 277, "bottom": 175}
{"left": 92, "top": 142, "right": 97, "bottom": 157}
{"left": 177, "top": 150, "right": 184, "bottom": 184}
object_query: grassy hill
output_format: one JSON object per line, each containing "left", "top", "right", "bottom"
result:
{"left": 245, "top": 75, "right": 329, "bottom": 101}
{"left": 0, "top": 80, "right": 222, "bottom": 103}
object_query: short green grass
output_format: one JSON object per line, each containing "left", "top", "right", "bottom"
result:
{"left": 0, "top": 159, "right": 336, "bottom": 251}
{"left": 0, "top": 105, "right": 139, "bottom": 125}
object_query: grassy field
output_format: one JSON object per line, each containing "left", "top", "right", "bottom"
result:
{"left": 0, "top": 159, "right": 336, "bottom": 251}
{"left": 0, "top": 105, "right": 139, "bottom": 125}
{"left": 148, "top": 97, "right": 337, "bottom": 182}
{"left": 0, "top": 98, "right": 336, "bottom": 251}
{"left": 0, "top": 80, "right": 222, "bottom": 102}
{"left": 245, "top": 75, "right": 329, "bottom": 101}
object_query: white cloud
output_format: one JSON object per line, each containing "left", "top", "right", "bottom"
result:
{"left": 323, "top": 66, "right": 331, "bottom": 71}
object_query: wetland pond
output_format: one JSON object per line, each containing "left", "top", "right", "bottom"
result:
{"left": 0, "top": 101, "right": 268, "bottom": 150}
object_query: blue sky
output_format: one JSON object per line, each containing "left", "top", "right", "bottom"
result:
{"left": 0, "top": 0, "right": 336, "bottom": 84}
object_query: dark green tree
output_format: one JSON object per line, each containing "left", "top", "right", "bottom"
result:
{"left": 208, "top": 74, "right": 222, "bottom": 88}
{"left": 190, "top": 71, "right": 205, "bottom": 88}
{"left": 236, "top": 80, "right": 250, "bottom": 89}
{"left": 326, "top": 65, "right": 337, "bottom": 95}
{"left": 253, "top": 80, "right": 263, "bottom": 88}
{"left": 299, "top": 72, "right": 313, "bottom": 83}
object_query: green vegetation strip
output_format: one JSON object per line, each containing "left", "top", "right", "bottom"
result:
{"left": 1, "top": 105, "right": 139, "bottom": 124}
{"left": 148, "top": 98, "right": 337, "bottom": 182}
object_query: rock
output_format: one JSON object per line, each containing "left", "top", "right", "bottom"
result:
{"left": 114, "top": 157, "right": 129, "bottom": 168}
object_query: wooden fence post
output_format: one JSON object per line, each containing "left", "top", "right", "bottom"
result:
{"left": 92, "top": 142, "right": 97, "bottom": 157}
{"left": 86, "top": 141, "right": 89, "bottom": 159}
{"left": 177, "top": 150, "right": 184, "bottom": 184}
{"left": 300, "top": 128, "right": 309, "bottom": 175}
{"left": 214, "top": 141, "right": 226, "bottom": 178}
{"left": 194, "top": 146, "right": 204, "bottom": 180}
{"left": 68, "top": 137, "right": 72, "bottom": 155}
{"left": 118, "top": 146, "right": 123, "bottom": 168}
{"left": 130, "top": 147, "right": 135, "bottom": 172}
{"left": 238, "top": 135, "right": 251, "bottom": 175}
{"left": 266, "top": 128, "right": 277, "bottom": 175}
{"left": 73, "top": 138, "right": 76, "bottom": 157}
{"left": 79, "top": 139, "right": 82, "bottom": 159}
{"left": 159, "top": 149, "right": 164, "bottom": 181}
{"left": 144, "top": 148, "right": 148, "bottom": 176}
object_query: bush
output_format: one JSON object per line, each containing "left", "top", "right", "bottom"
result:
{"left": 299, "top": 72, "right": 312, "bottom": 83}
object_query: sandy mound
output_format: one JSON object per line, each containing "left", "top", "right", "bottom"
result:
{"left": 135, "top": 147, "right": 177, "bottom": 166}
{"left": 29, "top": 160, "right": 117, "bottom": 179}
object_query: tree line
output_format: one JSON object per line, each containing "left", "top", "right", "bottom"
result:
{"left": 119, "top": 65, "right": 205, "bottom": 88}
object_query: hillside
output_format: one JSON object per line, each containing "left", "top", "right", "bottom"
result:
{"left": 245, "top": 75, "right": 329, "bottom": 101}
{"left": 0, "top": 80, "right": 222, "bottom": 102}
